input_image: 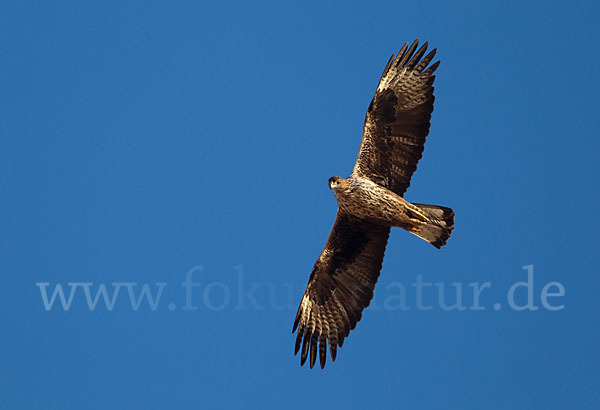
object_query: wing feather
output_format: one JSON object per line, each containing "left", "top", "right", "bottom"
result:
{"left": 352, "top": 39, "right": 439, "bottom": 196}
{"left": 292, "top": 213, "right": 389, "bottom": 368}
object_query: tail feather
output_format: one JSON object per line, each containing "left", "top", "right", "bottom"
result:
{"left": 410, "top": 204, "right": 455, "bottom": 249}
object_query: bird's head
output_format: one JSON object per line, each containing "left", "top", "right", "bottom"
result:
{"left": 328, "top": 176, "right": 347, "bottom": 190}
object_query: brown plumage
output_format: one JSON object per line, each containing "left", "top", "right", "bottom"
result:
{"left": 293, "top": 40, "right": 455, "bottom": 369}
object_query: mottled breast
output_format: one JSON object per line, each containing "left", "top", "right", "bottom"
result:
{"left": 336, "top": 176, "right": 406, "bottom": 223}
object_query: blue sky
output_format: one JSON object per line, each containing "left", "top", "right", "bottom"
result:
{"left": 2, "top": 1, "right": 599, "bottom": 409}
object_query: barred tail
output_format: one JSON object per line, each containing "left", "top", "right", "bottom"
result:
{"left": 410, "top": 204, "right": 455, "bottom": 249}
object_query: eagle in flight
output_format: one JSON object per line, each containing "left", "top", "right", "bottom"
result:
{"left": 293, "top": 40, "right": 455, "bottom": 369}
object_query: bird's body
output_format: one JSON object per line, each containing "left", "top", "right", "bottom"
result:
{"left": 332, "top": 175, "right": 425, "bottom": 227}
{"left": 293, "top": 40, "right": 455, "bottom": 369}
{"left": 331, "top": 175, "right": 453, "bottom": 248}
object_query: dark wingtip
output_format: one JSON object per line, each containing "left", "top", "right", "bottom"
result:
{"left": 423, "top": 60, "right": 441, "bottom": 76}
{"left": 294, "top": 326, "right": 303, "bottom": 355}
{"left": 330, "top": 342, "right": 337, "bottom": 362}
{"left": 407, "top": 41, "right": 429, "bottom": 69}
{"left": 309, "top": 337, "right": 317, "bottom": 369}
{"left": 398, "top": 39, "right": 420, "bottom": 67}
{"left": 394, "top": 42, "right": 409, "bottom": 66}
{"left": 300, "top": 331, "right": 310, "bottom": 365}
{"left": 319, "top": 339, "right": 327, "bottom": 369}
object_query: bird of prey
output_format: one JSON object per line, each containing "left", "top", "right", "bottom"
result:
{"left": 292, "top": 40, "right": 454, "bottom": 369}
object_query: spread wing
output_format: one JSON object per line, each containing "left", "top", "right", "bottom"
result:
{"left": 352, "top": 39, "right": 440, "bottom": 196}
{"left": 292, "top": 213, "right": 390, "bottom": 369}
